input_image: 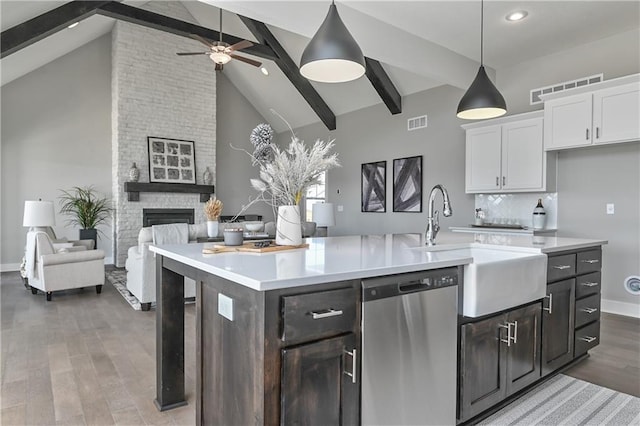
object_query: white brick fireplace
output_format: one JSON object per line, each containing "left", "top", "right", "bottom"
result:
{"left": 111, "top": 2, "right": 216, "bottom": 266}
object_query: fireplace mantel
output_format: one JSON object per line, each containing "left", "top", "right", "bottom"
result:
{"left": 124, "top": 182, "right": 215, "bottom": 202}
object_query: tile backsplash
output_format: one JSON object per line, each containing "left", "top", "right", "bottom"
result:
{"left": 475, "top": 193, "right": 558, "bottom": 229}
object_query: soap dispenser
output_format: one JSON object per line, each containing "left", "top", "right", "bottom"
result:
{"left": 532, "top": 199, "right": 546, "bottom": 230}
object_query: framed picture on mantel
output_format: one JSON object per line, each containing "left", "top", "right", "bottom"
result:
{"left": 148, "top": 136, "right": 196, "bottom": 184}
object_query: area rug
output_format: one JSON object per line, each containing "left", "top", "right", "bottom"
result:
{"left": 479, "top": 374, "right": 640, "bottom": 425}
{"left": 105, "top": 268, "right": 142, "bottom": 311}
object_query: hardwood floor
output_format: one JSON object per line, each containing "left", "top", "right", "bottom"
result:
{"left": 2, "top": 270, "right": 639, "bottom": 425}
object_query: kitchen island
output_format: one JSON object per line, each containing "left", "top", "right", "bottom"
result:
{"left": 149, "top": 232, "right": 606, "bottom": 425}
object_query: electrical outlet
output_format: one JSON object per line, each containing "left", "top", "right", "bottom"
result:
{"left": 337, "top": 205, "right": 344, "bottom": 212}
{"left": 606, "top": 203, "right": 615, "bottom": 215}
{"left": 218, "top": 293, "right": 234, "bottom": 321}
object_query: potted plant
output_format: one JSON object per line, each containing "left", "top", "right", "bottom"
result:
{"left": 58, "top": 186, "right": 113, "bottom": 248}
{"left": 204, "top": 196, "right": 223, "bottom": 238}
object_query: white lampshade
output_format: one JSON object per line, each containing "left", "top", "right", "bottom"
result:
{"left": 312, "top": 203, "right": 335, "bottom": 227}
{"left": 23, "top": 200, "right": 55, "bottom": 227}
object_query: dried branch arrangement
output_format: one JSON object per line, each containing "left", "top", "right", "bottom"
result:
{"left": 204, "top": 197, "right": 223, "bottom": 221}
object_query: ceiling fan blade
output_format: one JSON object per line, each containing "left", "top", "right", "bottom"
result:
{"left": 230, "top": 54, "right": 262, "bottom": 67}
{"left": 176, "top": 52, "right": 209, "bottom": 56}
{"left": 215, "top": 63, "right": 223, "bottom": 71}
{"left": 190, "top": 34, "right": 215, "bottom": 48}
{"left": 228, "top": 40, "right": 253, "bottom": 52}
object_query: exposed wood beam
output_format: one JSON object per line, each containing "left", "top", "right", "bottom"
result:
{"left": 365, "top": 58, "right": 402, "bottom": 115}
{"left": 238, "top": 15, "right": 337, "bottom": 131}
{"left": 96, "top": 2, "right": 277, "bottom": 62}
{"left": 1, "top": 1, "right": 113, "bottom": 59}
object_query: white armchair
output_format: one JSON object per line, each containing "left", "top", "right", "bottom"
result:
{"left": 25, "top": 231, "right": 105, "bottom": 301}
{"left": 125, "top": 223, "right": 205, "bottom": 311}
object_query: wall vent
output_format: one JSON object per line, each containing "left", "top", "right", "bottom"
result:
{"left": 530, "top": 74, "right": 603, "bottom": 105}
{"left": 408, "top": 115, "right": 427, "bottom": 131}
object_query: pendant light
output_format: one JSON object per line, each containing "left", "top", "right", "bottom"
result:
{"left": 300, "top": 1, "right": 365, "bottom": 83}
{"left": 457, "top": 0, "right": 507, "bottom": 119}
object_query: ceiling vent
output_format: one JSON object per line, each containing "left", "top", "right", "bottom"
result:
{"left": 530, "top": 74, "right": 603, "bottom": 105}
{"left": 408, "top": 115, "right": 428, "bottom": 131}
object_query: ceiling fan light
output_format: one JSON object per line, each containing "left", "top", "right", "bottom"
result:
{"left": 457, "top": 66, "right": 507, "bottom": 120}
{"left": 210, "top": 52, "right": 231, "bottom": 65}
{"left": 300, "top": 3, "right": 365, "bottom": 83}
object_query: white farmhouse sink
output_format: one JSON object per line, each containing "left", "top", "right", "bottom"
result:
{"left": 417, "top": 247, "right": 547, "bottom": 317}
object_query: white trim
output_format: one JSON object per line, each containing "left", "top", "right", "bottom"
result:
{"left": 0, "top": 263, "right": 21, "bottom": 272}
{"left": 601, "top": 298, "right": 640, "bottom": 319}
{"left": 104, "top": 257, "right": 114, "bottom": 266}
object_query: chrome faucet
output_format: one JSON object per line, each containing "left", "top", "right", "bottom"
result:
{"left": 425, "top": 184, "right": 453, "bottom": 246}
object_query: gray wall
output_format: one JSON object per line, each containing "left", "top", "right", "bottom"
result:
{"left": 497, "top": 27, "right": 640, "bottom": 313}
{"left": 1, "top": 35, "right": 113, "bottom": 267}
{"left": 288, "top": 85, "right": 475, "bottom": 236}
{"left": 216, "top": 73, "right": 274, "bottom": 222}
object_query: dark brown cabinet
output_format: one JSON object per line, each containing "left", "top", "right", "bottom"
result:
{"left": 281, "top": 333, "right": 358, "bottom": 425}
{"left": 541, "top": 279, "right": 575, "bottom": 375}
{"left": 458, "top": 303, "right": 541, "bottom": 422}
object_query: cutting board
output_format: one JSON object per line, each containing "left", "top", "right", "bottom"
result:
{"left": 202, "top": 242, "right": 309, "bottom": 254}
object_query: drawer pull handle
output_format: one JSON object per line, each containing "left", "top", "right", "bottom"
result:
{"left": 552, "top": 265, "right": 572, "bottom": 270}
{"left": 310, "top": 308, "right": 343, "bottom": 320}
{"left": 579, "top": 336, "right": 597, "bottom": 343}
{"left": 581, "top": 282, "right": 599, "bottom": 287}
{"left": 581, "top": 259, "right": 599, "bottom": 264}
{"left": 499, "top": 323, "right": 516, "bottom": 346}
{"left": 543, "top": 293, "right": 553, "bottom": 314}
{"left": 581, "top": 307, "right": 598, "bottom": 314}
{"left": 343, "top": 349, "right": 357, "bottom": 384}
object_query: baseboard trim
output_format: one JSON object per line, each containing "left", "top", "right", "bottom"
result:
{"left": 601, "top": 298, "right": 640, "bottom": 318}
{"left": 0, "top": 263, "right": 20, "bottom": 272}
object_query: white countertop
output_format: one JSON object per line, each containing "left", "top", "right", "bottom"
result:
{"left": 149, "top": 232, "right": 607, "bottom": 291}
{"left": 449, "top": 226, "right": 557, "bottom": 235}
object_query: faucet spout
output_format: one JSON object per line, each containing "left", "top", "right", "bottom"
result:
{"left": 425, "top": 184, "right": 453, "bottom": 246}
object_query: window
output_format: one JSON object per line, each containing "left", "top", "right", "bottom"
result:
{"left": 304, "top": 172, "right": 326, "bottom": 222}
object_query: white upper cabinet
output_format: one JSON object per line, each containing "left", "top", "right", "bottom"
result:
{"left": 463, "top": 111, "right": 556, "bottom": 194}
{"left": 542, "top": 75, "right": 640, "bottom": 151}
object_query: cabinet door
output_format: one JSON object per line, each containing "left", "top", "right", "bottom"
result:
{"left": 459, "top": 315, "right": 508, "bottom": 422}
{"left": 544, "top": 93, "right": 593, "bottom": 150}
{"left": 593, "top": 83, "right": 640, "bottom": 145}
{"left": 466, "top": 126, "right": 502, "bottom": 192}
{"left": 542, "top": 279, "right": 575, "bottom": 376}
{"left": 501, "top": 117, "right": 545, "bottom": 191}
{"left": 506, "top": 304, "right": 542, "bottom": 395}
{"left": 281, "top": 333, "right": 358, "bottom": 426}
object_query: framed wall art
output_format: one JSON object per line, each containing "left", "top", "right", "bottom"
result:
{"left": 393, "top": 155, "right": 422, "bottom": 212}
{"left": 361, "top": 161, "right": 386, "bottom": 212}
{"left": 147, "top": 136, "right": 196, "bottom": 184}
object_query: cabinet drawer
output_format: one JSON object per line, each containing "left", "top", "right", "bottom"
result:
{"left": 547, "top": 254, "right": 576, "bottom": 282}
{"left": 576, "top": 249, "right": 602, "bottom": 274}
{"left": 281, "top": 287, "right": 356, "bottom": 343}
{"left": 575, "top": 293, "right": 601, "bottom": 328}
{"left": 575, "top": 272, "right": 601, "bottom": 299}
{"left": 575, "top": 321, "right": 600, "bottom": 357}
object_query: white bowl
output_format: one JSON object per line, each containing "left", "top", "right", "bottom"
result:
{"left": 244, "top": 221, "right": 264, "bottom": 232}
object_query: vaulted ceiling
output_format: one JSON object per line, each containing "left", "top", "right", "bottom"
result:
{"left": 2, "top": 1, "right": 639, "bottom": 132}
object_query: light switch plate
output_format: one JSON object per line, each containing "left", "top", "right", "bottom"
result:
{"left": 606, "top": 203, "right": 615, "bottom": 215}
{"left": 218, "top": 293, "right": 234, "bottom": 321}
{"left": 337, "top": 205, "right": 344, "bottom": 212}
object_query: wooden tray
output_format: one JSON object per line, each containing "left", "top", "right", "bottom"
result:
{"left": 202, "top": 242, "right": 309, "bottom": 254}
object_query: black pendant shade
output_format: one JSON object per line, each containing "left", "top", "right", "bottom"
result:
{"left": 300, "top": 3, "right": 365, "bottom": 83}
{"left": 457, "top": 66, "right": 507, "bottom": 119}
{"left": 457, "top": 0, "right": 507, "bottom": 120}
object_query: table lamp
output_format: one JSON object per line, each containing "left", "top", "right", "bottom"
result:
{"left": 312, "top": 203, "right": 335, "bottom": 237}
{"left": 23, "top": 200, "right": 55, "bottom": 232}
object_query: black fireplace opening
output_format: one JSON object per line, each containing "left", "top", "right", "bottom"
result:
{"left": 143, "top": 208, "right": 195, "bottom": 227}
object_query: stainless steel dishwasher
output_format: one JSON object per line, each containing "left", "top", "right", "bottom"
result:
{"left": 361, "top": 267, "right": 460, "bottom": 425}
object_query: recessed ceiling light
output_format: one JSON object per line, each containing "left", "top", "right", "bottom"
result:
{"left": 505, "top": 10, "right": 528, "bottom": 22}
{"left": 67, "top": 22, "right": 79, "bottom": 29}
{"left": 260, "top": 67, "right": 269, "bottom": 76}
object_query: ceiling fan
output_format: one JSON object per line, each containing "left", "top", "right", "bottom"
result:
{"left": 176, "top": 9, "right": 262, "bottom": 71}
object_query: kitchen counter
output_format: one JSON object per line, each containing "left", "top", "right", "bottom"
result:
{"left": 449, "top": 225, "right": 557, "bottom": 236}
{"left": 149, "top": 232, "right": 607, "bottom": 291}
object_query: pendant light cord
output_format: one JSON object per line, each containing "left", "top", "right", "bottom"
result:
{"left": 480, "top": 0, "right": 484, "bottom": 66}
{"left": 219, "top": 9, "right": 223, "bottom": 43}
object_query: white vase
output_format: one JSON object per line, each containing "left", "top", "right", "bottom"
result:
{"left": 276, "top": 205, "right": 302, "bottom": 246}
{"left": 207, "top": 220, "right": 219, "bottom": 238}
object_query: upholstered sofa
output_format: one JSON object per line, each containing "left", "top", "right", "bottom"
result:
{"left": 25, "top": 231, "right": 105, "bottom": 301}
{"left": 125, "top": 223, "right": 206, "bottom": 311}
